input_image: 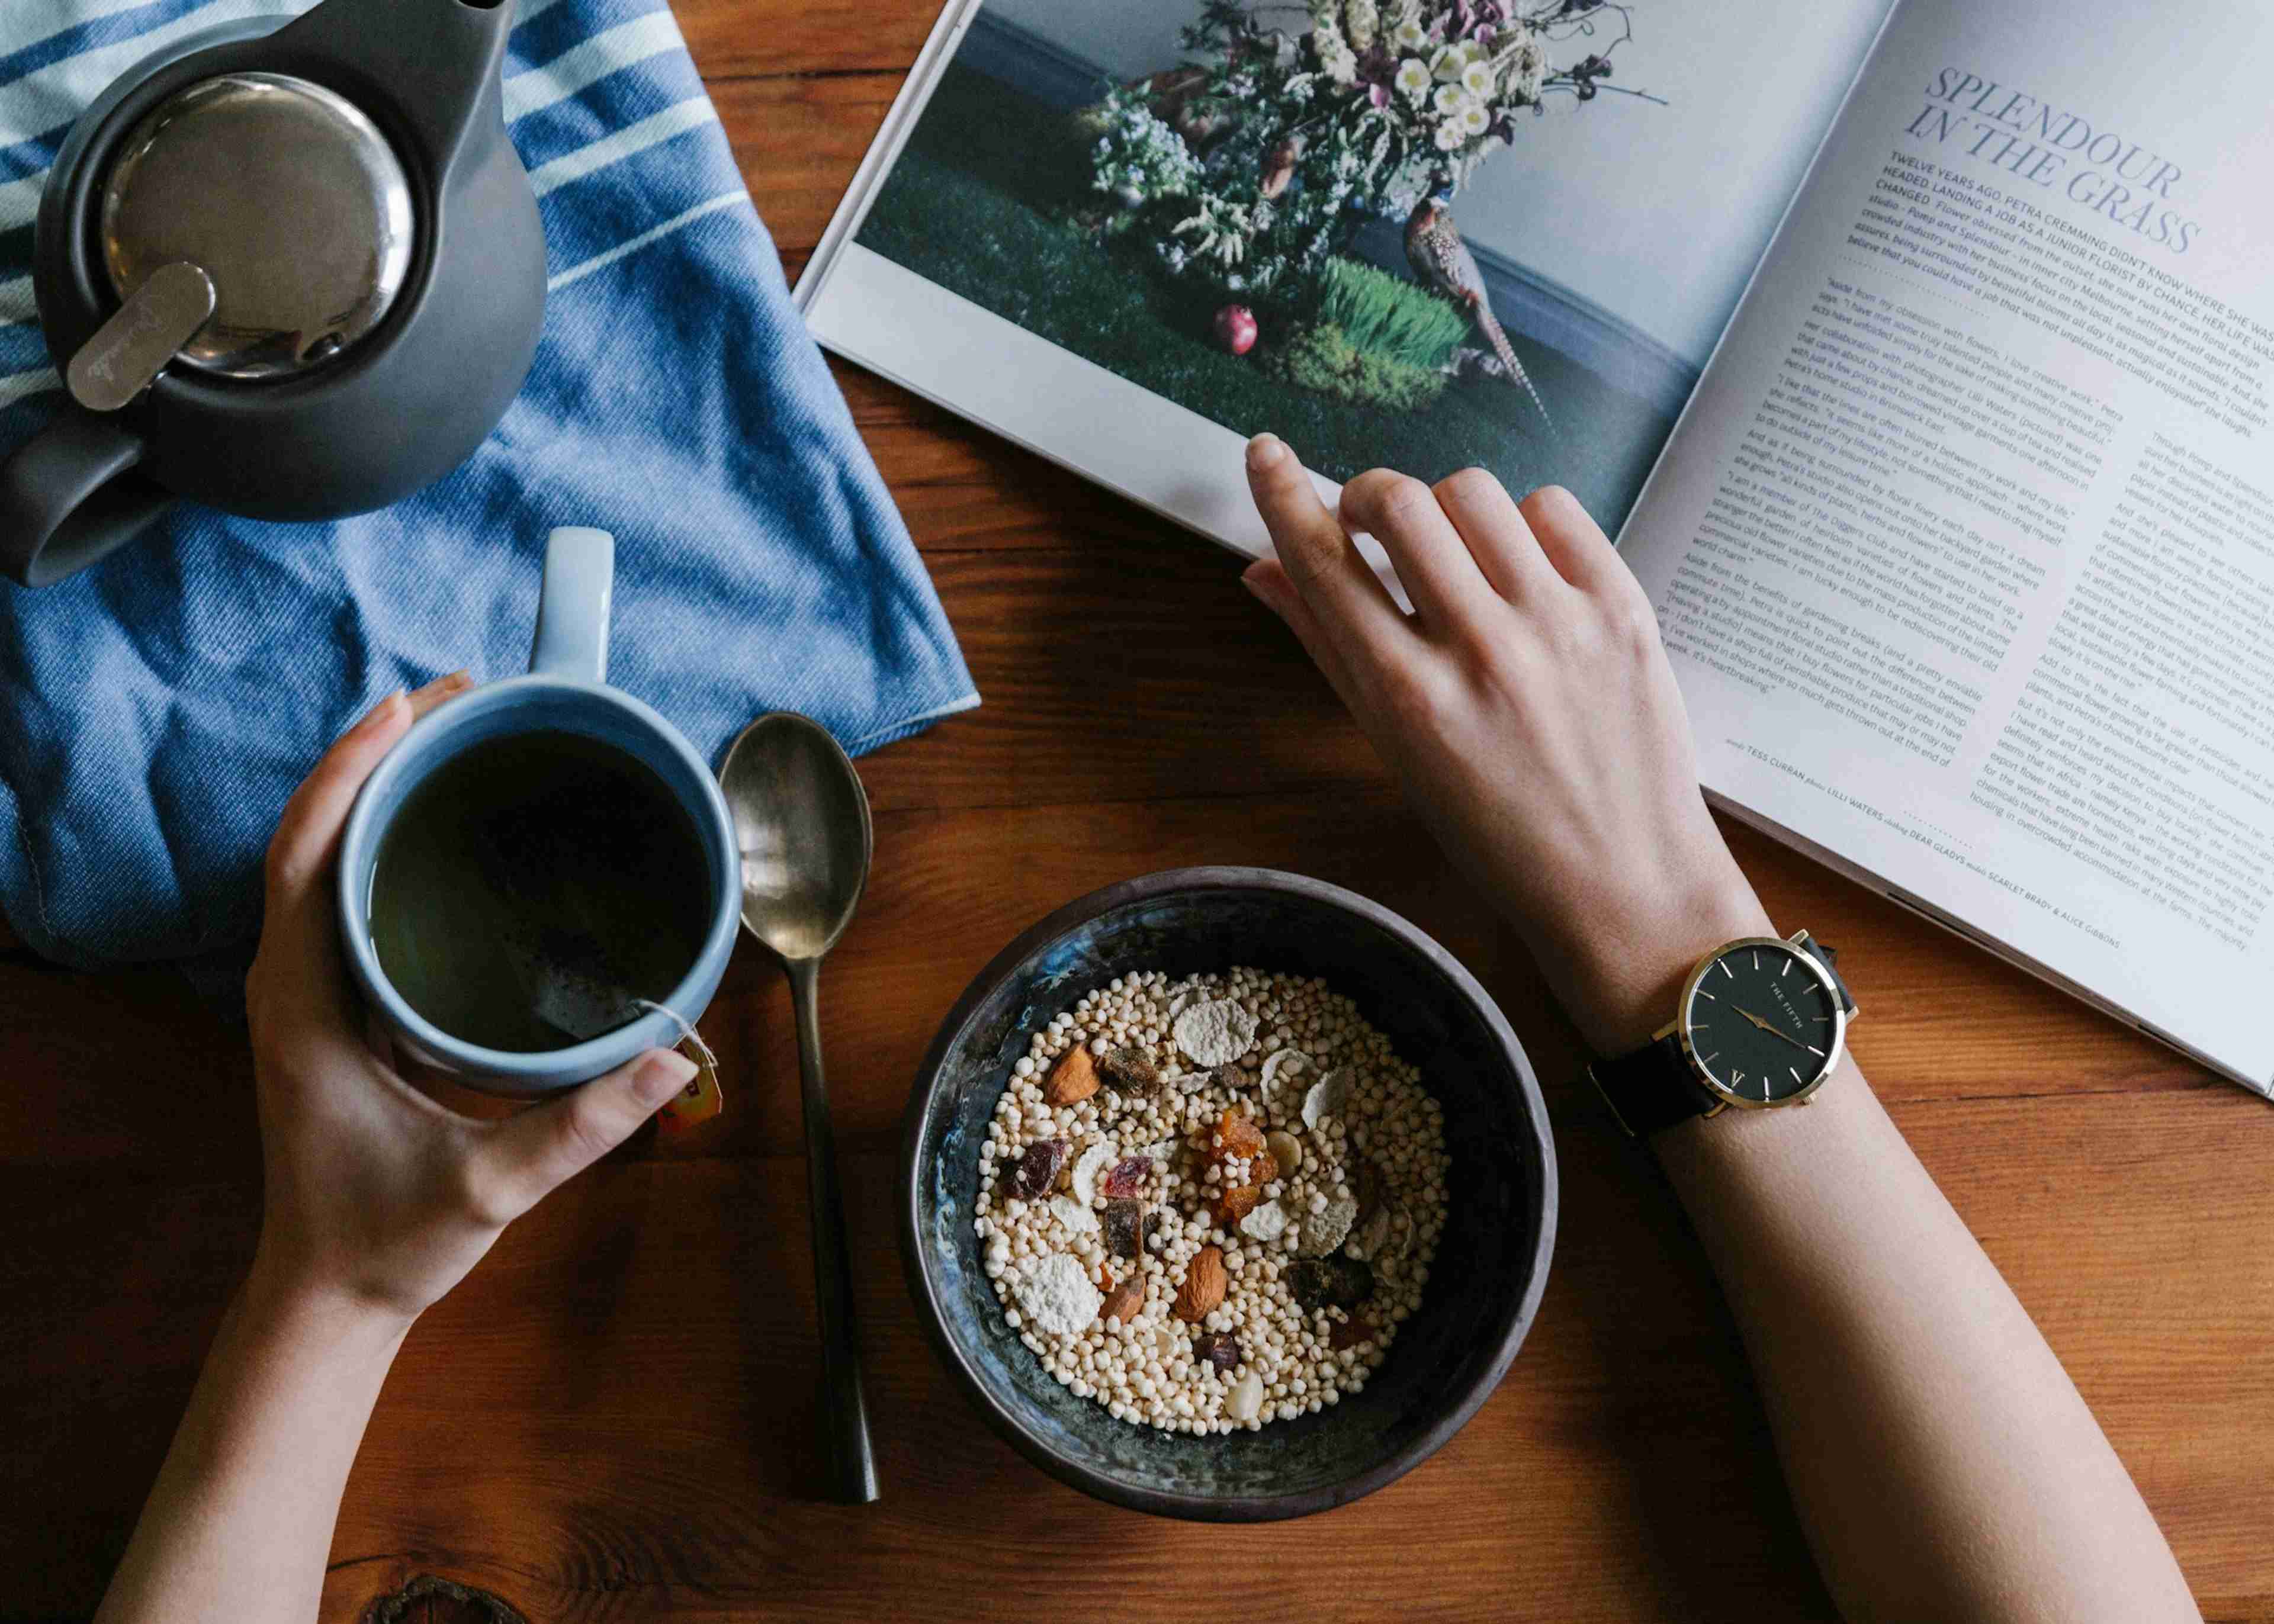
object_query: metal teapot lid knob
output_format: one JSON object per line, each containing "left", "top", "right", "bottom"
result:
{"left": 99, "top": 71, "right": 415, "bottom": 382}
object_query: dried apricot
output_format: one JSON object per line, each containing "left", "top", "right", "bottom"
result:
{"left": 1210, "top": 1109, "right": 1266, "bottom": 1165}
{"left": 1210, "top": 1182, "right": 1264, "bottom": 1226}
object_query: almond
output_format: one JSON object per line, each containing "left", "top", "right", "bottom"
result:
{"left": 1044, "top": 1046, "right": 1100, "bottom": 1105}
{"left": 1173, "top": 1244, "right": 1228, "bottom": 1323}
{"left": 1100, "top": 1277, "right": 1145, "bottom": 1325}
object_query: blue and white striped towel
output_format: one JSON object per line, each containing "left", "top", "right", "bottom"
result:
{"left": 0, "top": 0, "right": 978, "bottom": 970}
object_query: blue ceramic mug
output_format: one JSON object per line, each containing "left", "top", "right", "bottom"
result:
{"left": 336, "top": 528, "right": 740, "bottom": 1095}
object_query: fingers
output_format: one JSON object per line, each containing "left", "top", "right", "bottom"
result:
{"left": 1431, "top": 468, "right": 1561, "bottom": 602}
{"left": 1517, "top": 485, "right": 1624, "bottom": 593}
{"left": 1243, "top": 557, "right": 1364, "bottom": 712}
{"left": 479, "top": 1049, "right": 698, "bottom": 1213}
{"left": 254, "top": 671, "right": 473, "bottom": 1038}
{"left": 407, "top": 669, "right": 473, "bottom": 721}
{"left": 1245, "top": 436, "right": 1406, "bottom": 652}
{"left": 1337, "top": 468, "right": 1496, "bottom": 632}
{"left": 264, "top": 689, "right": 412, "bottom": 912}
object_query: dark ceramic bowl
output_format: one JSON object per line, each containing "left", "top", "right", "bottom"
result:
{"left": 900, "top": 867, "right": 1557, "bottom": 1520}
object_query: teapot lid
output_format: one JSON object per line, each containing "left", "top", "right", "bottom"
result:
{"left": 99, "top": 72, "right": 415, "bottom": 382}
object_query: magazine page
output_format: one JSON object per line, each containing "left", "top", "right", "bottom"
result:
{"left": 1618, "top": 0, "right": 2274, "bottom": 1084}
{"left": 801, "top": 0, "right": 1892, "bottom": 554}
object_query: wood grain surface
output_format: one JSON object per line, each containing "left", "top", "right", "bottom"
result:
{"left": 2, "top": 1, "right": 2270, "bottom": 1619}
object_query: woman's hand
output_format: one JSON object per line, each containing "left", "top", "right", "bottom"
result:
{"left": 1242, "top": 436, "right": 1767, "bottom": 1054}
{"left": 243, "top": 675, "right": 696, "bottom": 1326}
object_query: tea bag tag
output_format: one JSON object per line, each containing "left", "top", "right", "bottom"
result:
{"left": 632, "top": 999, "right": 724, "bottom": 1130}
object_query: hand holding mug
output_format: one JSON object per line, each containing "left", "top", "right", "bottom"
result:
{"left": 245, "top": 673, "right": 695, "bottom": 1325}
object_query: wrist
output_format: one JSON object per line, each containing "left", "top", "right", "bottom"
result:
{"left": 242, "top": 1246, "right": 419, "bottom": 1352}
{"left": 1552, "top": 858, "right": 1772, "bottom": 1056}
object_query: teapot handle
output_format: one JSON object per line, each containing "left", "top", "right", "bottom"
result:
{"left": 273, "top": 0, "right": 515, "bottom": 175}
{"left": 0, "top": 408, "right": 175, "bottom": 589}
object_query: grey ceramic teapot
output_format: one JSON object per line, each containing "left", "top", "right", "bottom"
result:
{"left": 0, "top": 0, "right": 547, "bottom": 588}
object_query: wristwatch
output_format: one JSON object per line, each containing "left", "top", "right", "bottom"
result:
{"left": 1587, "top": 931, "right": 1858, "bottom": 1137}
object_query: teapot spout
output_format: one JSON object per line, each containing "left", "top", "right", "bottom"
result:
{"left": 270, "top": 0, "right": 516, "bottom": 175}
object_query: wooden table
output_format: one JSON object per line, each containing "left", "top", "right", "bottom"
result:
{"left": 5, "top": 3, "right": 2271, "bottom": 1618}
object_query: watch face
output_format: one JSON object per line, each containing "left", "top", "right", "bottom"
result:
{"left": 1681, "top": 940, "right": 1842, "bottom": 1105}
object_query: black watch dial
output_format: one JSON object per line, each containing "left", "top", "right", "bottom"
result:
{"left": 1681, "top": 940, "right": 1842, "bottom": 1104}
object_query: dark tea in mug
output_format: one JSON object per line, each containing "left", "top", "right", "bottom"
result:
{"left": 367, "top": 730, "right": 713, "bottom": 1052}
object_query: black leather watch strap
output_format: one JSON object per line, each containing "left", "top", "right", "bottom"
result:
{"left": 1793, "top": 933, "right": 1858, "bottom": 1014}
{"left": 1588, "top": 1034, "right": 1721, "bottom": 1139}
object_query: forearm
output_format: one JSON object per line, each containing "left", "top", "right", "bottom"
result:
{"left": 1652, "top": 1060, "right": 2198, "bottom": 1622}
{"left": 95, "top": 1263, "right": 409, "bottom": 1624}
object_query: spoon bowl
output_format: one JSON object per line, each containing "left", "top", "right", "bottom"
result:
{"left": 720, "top": 713, "right": 873, "bottom": 966}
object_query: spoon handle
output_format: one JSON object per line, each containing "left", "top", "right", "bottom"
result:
{"left": 787, "top": 956, "right": 881, "bottom": 1504}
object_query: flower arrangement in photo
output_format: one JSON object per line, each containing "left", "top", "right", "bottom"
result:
{"left": 1078, "top": 0, "right": 1650, "bottom": 306}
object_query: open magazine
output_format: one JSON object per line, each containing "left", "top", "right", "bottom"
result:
{"left": 798, "top": 0, "right": 2274, "bottom": 1092}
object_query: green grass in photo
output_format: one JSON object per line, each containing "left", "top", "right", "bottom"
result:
{"left": 855, "top": 63, "right": 1678, "bottom": 531}
{"left": 1268, "top": 324, "right": 1448, "bottom": 412}
{"left": 1308, "top": 258, "right": 1470, "bottom": 374}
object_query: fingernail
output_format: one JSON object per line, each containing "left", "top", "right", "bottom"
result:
{"left": 635, "top": 1049, "right": 699, "bottom": 1107}
{"left": 1247, "top": 433, "right": 1286, "bottom": 471}
{"left": 409, "top": 669, "right": 471, "bottom": 701}
{"left": 354, "top": 689, "right": 406, "bottom": 732}
{"left": 440, "top": 668, "right": 473, "bottom": 692}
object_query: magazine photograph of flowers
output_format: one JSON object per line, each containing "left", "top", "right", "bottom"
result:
{"left": 853, "top": 0, "right": 1764, "bottom": 529}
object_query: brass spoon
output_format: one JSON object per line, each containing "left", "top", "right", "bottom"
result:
{"left": 718, "top": 711, "right": 879, "bottom": 1504}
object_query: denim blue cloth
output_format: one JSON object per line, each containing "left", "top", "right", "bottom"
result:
{"left": 0, "top": 0, "right": 978, "bottom": 970}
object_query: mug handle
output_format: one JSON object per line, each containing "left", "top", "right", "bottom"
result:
{"left": 528, "top": 526, "right": 615, "bottom": 682}
{"left": 0, "top": 407, "right": 176, "bottom": 588}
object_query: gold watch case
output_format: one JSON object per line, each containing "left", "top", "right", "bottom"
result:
{"left": 1653, "top": 931, "right": 1855, "bottom": 1114}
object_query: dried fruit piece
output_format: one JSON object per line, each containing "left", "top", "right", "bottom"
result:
{"left": 1210, "top": 1182, "right": 1264, "bottom": 1226}
{"left": 1049, "top": 1195, "right": 1099, "bottom": 1234}
{"left": 1069, "top": 1141, "right": 1113, "bottom": 1205}
{"left": 1008, "top": 1137, "right": 1069, "bottom": 1199}
{"left": 1174, "top": 999, "right": 1259, "bottom": 1067}
{"left": 1239, "top": 1199, "right": 1289, "bottom": 1243}
{"left": 1265, "top": 1130, "right": 1303, "bottom": 1179}
{"left": 1142, "top": 1210, "right": 1167, "bottom": 1252}
{"left": 1351, "top": 1156, "right": 1386, "bottom": 1223}
{"left": 1018, "top": 1252, "right": 1103, "bottom": 1336}
{"left": 1103, "top": 1197, "right": 1146, "bottom": 1259}
{"left": 1301, "top": 1069, "right": 1351, "bottom": 1131}
{"left": 1044, "top": 1046, "right": 1100, "bottom": 1105}
{"left": 1193, "top": 1331, "right": 1242, "bottom": 1374}
{"left": 1328, "top": 1313, "right": 1377, "bottom": 1352}
{"left": 1100, "top": 1277, "right": 1145, "bottom": 1325}
{"left": 1210, "top": 1109, "right": 1267, "bottom": 1165}
{"left": 1290, "top": 1255, "right": 1374, "bottom": 1313}
{"left": 1225, "top": 1369, "right": 1265, "bottom": 1423}
{"left": 1097, "top": 1048, "right": 1164, "bottom": 1095}
{"left": 1101, "top": 1156, "right": 1153, "bottom": 1198}
{"left": 1174, "top": 1245, "right": 1228, "bottom": 1322}
{"left": 1299, "top": 1195, "right": 1359, "bottom": 1258}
